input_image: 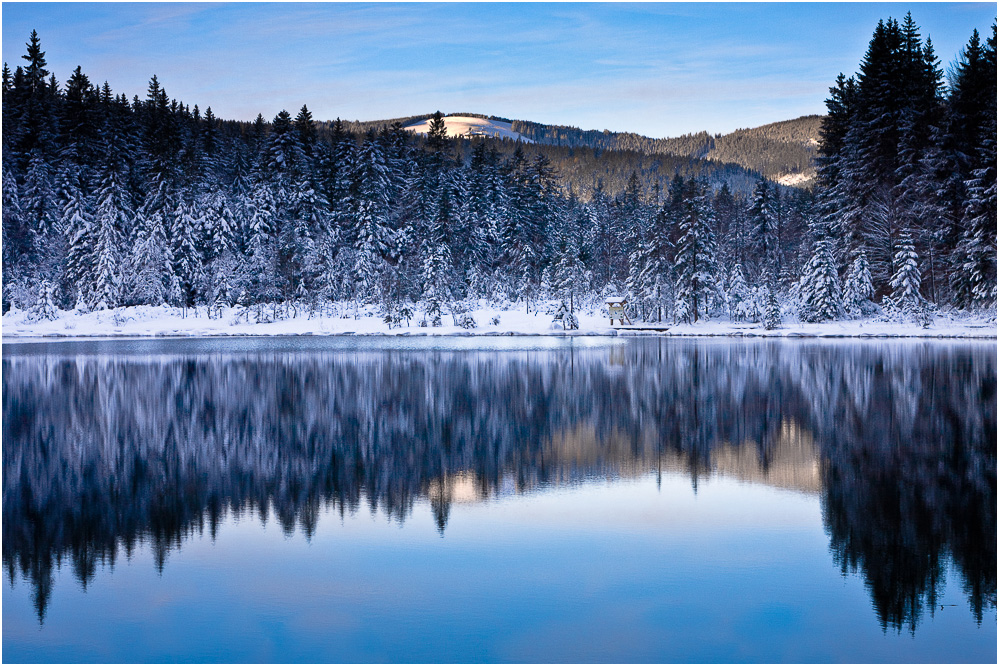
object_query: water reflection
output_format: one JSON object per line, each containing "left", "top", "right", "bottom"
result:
{"left": 2, "top": 339, "right": 995, "bottom": 633}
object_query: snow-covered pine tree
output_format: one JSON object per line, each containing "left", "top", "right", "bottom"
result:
{"left": 799, "top": 237, "right": 842, "bottom": 322}
{"left": 889, "top": 228, "right": 923, "bottom": 311}
{"left": 31, "top": 279, "right": 58, "bottom": 320}
{"left": 953, "top": 116, "right": 997, "bottom": 310}
{"left": 673, "top": 180, "right": 719, "bottom": 323}
{"left": 61, "top": 186, "right": 94, "bottom": 303}
{"left": 748, "top": 177, "right": 778, "bottom": 278}
{"left": 727, "top": 263, "right": 750, "bottom": 321}
{"left": 2, "top": 165, "right": 24, "bottom": 272}
{"left": 633, "top": 202, "right": 673, "bottom": 322}
{"left": 842, "top": 250, "right": 874, "bottom": 315}
{"left": 422, "top": 187, "right": 454, "bottom": 326}
{"left": 21, "top": 148, "right": 57, "bottom": 238}
{"left": 171, "top": 198, "right": 201, "bottom": 306}
{"left": 762, "top": 270, "right": 781, "bottom": 329}
{"left": 89, "top": 161, "right": 130, "bottom": 309}
{"left": 351, "top": 131, "right": 394, "bottom": 304}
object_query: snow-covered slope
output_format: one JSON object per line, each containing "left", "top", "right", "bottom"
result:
{"left": 403, "top": 116, "right": 533, "bottom": 143}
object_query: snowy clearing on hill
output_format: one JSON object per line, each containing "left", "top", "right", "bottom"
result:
{"left": 2, "top": 303, "right": 995, "bottom": 341}
{"left": 776, "top": 172, "right": 813, "bottom": 187}
{"left": 403, "top": 115, "right": 533, "bottom": 142}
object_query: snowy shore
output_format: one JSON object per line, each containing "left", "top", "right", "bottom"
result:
{"left": 2, "top": 303, "right": 995, "bottom": 341}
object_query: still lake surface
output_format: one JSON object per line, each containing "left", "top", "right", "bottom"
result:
{"left": 2, "top": 336, "right": 995, "bottom": 663}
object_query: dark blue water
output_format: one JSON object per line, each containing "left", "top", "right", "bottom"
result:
{"left": 2, "top": 337, "right": 995, "bottom": 663}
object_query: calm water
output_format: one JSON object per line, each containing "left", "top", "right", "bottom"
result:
{"left": 2, "top": 336, "right": 995, "bottom": 663}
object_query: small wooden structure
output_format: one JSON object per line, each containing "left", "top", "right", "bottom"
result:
{"left": 605, "top": 297, "right": 632, "bottom": 326}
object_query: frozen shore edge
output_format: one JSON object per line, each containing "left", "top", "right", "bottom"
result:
{"left": 3, "top": 304, "right": 995, "bottom": 343}
{"left": 4, "top": 329, "right": 997, "bottom": 342}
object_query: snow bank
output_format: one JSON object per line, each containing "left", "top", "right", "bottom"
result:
{"left": 2, "top": 303, "right": 995, "bottom": 341}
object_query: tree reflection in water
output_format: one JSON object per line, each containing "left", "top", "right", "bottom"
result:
{"left": 3, "top": 339, "right": 995, "bottom": 631}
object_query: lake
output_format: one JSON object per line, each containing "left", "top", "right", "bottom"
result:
{"left": 2, "top": 336, "right": 995, "bottom": 663}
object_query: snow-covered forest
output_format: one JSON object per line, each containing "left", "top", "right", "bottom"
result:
{"left": 2, "top": 15, "right": 995, "bottom": 328}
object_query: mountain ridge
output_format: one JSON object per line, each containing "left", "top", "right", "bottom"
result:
{"left": 346, "top": 112, "right": 822, "bottom": 187}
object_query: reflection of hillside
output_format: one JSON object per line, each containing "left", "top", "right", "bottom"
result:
{"left": 3, "top": 340, "right": 994, "bottom": 631}
{"left": 710, "top": 421, "right": 821, "bottom": 494}
{"left": 542, "top": 420, "right": 820, "bottom": 495}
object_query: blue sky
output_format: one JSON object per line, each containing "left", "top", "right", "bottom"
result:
{"left": 2, "top": 3, "right": 995, "bottom": 137}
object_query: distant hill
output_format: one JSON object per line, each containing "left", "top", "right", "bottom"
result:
{"left": 706, "top": 116, "right": 822, "bottom": 185}
{"left": 510, "top": 115, "right": 823, "bottom": 187}
{"left": 333, "top": 111, "right": 821, "bottom": 197}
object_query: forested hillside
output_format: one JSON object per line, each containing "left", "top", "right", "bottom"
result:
{"left": 511, "top": 114, "right": 822, "bottom": 184}
{"left": 1, "top": 14, "right": 995, "bottom": 326}
{"left": 338, "top": 113, "right": 769, "bottom": 197}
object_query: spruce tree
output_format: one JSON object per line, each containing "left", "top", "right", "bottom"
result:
{"left": 799, "top": 237, "right": 842, "bottom": 322}
{"left": 673, "top": 180, "right": 719, "bottom": 323}
{"left": 889, "top": 229, "right": 923, "bottom": 311}
{"left": 727, "top": 263, "right": 751, "bottom": 321}
{"left": 842, "top": 250, "right": 874, "bottom": 316}
{"left": 422, "top": 186, "right": 454, "bottom": 326}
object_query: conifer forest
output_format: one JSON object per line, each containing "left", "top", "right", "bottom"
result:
{"left": 2, "top": 15, "right": 996, "bottom": 327}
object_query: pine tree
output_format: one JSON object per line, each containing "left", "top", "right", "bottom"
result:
{"left": 673, "top": 180, "right": 719, "bottom": 323}
{"left": 294, "top": 104, "right": 317, "bottom": 157}
{"left": 762, "top": 270, "right": 781, "bottom": 329}
{"left": 31, "top": 279, "right": 59, "bottom": 320}
{"left": 422, "top": 186, "right": 453, "bottom": 326}
{"left": 889, "top": 228, "right": 923, "bottom": 311}
{"left": 842, "top": 250, "right": 874, "bottom": 316}
{"left": 799, "top": 237, "right": 842, "bottom": 322}
{"left": 90, "top": 167, "right": 128, "bottom": 309}
{"left": 727, "top": 263, "right": 751, "bottom": 321}
{"left": 171, "top": 198, "right": 201, "bottom": 306}
{"left": 61, "top": 187, "right": 94, "bottom": 303}
{"left": 426, "top": 110, "right": 449, "bottom": 163}
{"left": 2, "top": 165, "right": 25, "bottom": 272}
{"left": 748, "top": 177, "right": 778, "bottom": 278}
{"left": 351, "top": 131, "right": 394, "bottom": 303}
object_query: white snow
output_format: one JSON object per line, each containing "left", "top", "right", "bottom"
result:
{"left": 403, "top": 116, "right": 533, "bottom": 143}
{"left": 2, "top": 303, "right": 995, "bottom": 341}
{"left": 776, "top": 172, "right": 813, "bottom": 187}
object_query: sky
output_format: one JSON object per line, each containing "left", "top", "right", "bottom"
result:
{"left": 2, "top": 3, "right": 995, "bottom": 137}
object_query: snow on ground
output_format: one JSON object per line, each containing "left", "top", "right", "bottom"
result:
{"left": 402, "top": 116, "right": 533, "bottom": 143}
{"left": 2, "top": 303, "right": 995, "bottom": 341}
{"left": 775, "top": 172, "right": 814, "bottom": 187}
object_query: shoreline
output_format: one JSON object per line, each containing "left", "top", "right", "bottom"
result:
{"left": 4, "top": 329, "right": 997, "bottom": 343}
{"left": 3, "top": 304, "right": 995, "bottom": 343}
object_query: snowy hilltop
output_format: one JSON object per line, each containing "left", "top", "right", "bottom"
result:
{"left": 403, "top": 115, "right": 533, "bottom": 143}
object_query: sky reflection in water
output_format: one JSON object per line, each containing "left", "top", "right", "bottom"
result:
{"left": 2, "top": 337, "right": 995, "bottom": 663}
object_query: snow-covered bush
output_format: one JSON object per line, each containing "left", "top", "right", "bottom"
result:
{"left": 111, "top": 310, "right": 132, "bottom": 327}
{"left": 457, "top": 313, "right": 476, "bottom": 329}
{"left": 490, "top": 315, "right": 501, "bottom": 326}
{"left": 5, "top": 280, "right": 36, "bottom": 313}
